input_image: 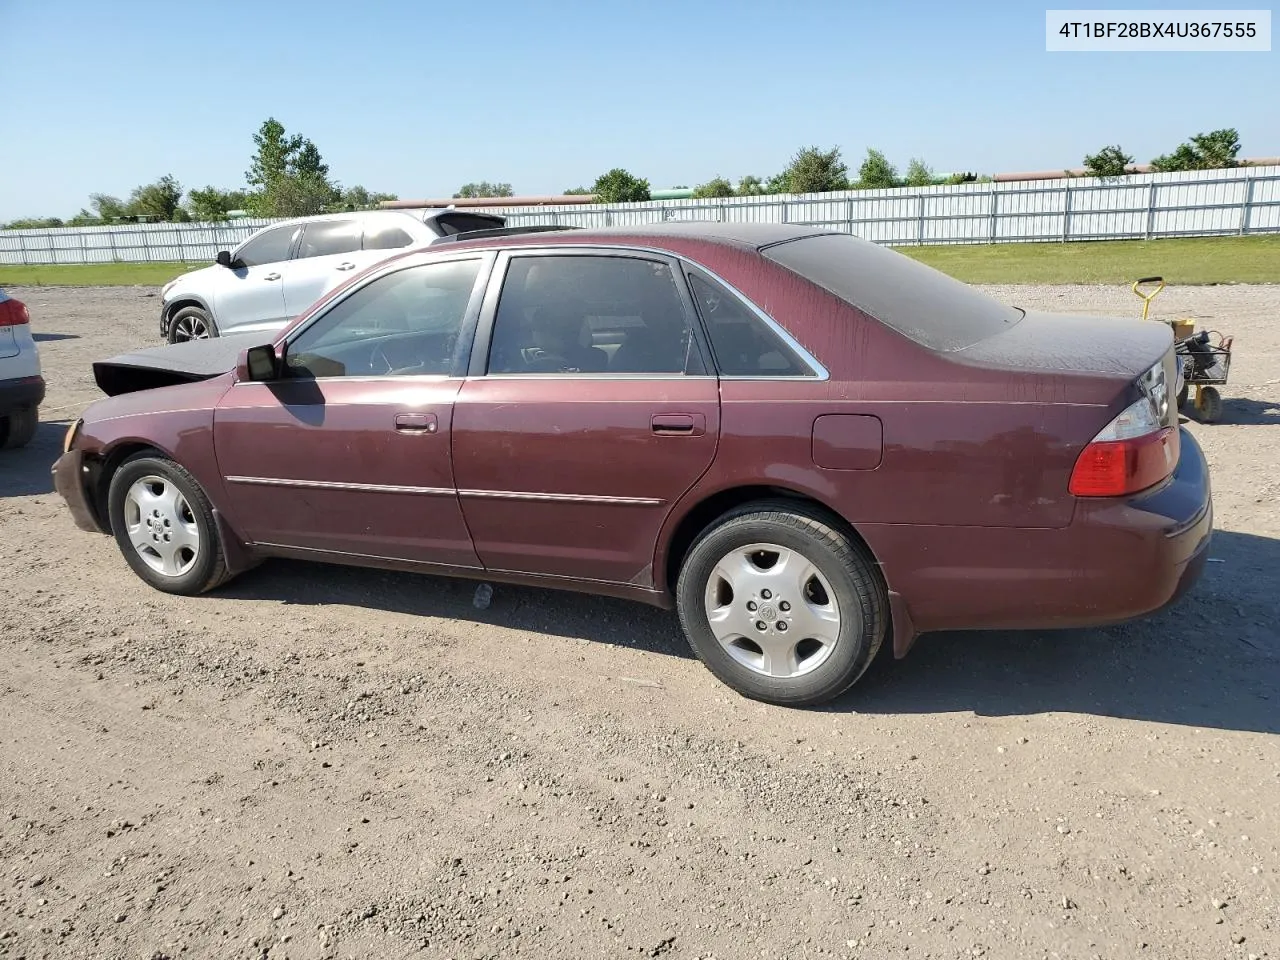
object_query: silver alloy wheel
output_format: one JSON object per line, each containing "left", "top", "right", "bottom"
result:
{"left": 703, "top": 542, "right": 842, "bottom": 679}
{"left": 172, "top": 314, "right": 211, "bottom": 341}
{"left": 123, "top": 475, "right": 200, "bottom": 577}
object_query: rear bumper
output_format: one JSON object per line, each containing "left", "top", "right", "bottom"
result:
{"left": 0, "top": 375, "right": 45, "bottom": 416}
{"left": 51, "top": 448, "right": 107, "bottom": 534}
{"left": 871, "top": 426, "right": 1213, "bottom": 649}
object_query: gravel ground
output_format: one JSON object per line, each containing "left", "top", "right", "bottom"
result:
{"left": 1, "top": 283, "right": 1277, "bottom": 960}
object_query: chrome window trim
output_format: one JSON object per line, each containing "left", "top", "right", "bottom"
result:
{"left": 467, "top": 242, "right": 829, "bottom": 383}
{"left": 265, "top": 240, "right": 830, "bottom": 382}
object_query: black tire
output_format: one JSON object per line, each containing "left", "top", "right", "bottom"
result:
{"left": 675, "top": 499, "right": 888, "bottom": 707}
{"left": 1176, "top": 382, "right": 1189, "bottom": 410}
{"left": 106, "top": 453, "right": 232, "bottom": 595}
{"left": 167, "top": 305, "right": 218, "bottom": 344}
{"left": 1195, "top": 385, "right": 1223, "bottom": 423}
{"left": 0, "top": 406, "right": 38, "bottom": 449}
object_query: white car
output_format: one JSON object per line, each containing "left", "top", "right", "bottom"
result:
{"left": 0, "top": 288, "right": 44, "bottom": 449}
{"left": 158, "top": 208, "right": 510, "bottom": 343}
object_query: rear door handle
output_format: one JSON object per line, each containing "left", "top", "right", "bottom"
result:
{"left": 651, "top": 413, "right": 705, "bottom": 436}
{"left": 395, "top": 413, "right": 438, "bottom": 433}
{"left": 336, "top": 262, "right": 356, "bottom": 271}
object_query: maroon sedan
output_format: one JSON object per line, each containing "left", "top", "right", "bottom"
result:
{"left": 52, "top": 223, "right": 1212, "bottom": 706}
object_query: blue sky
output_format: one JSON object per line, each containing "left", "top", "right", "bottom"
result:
{"left": 1, "top": 0, "right": 1275, "bottom": 220}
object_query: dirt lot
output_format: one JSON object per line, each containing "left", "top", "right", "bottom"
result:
{"left": 1, "top": 283, "right": 1277, "bottom": 960}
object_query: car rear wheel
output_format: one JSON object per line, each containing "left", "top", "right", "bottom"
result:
{"left": 107, "top": 453, "right": 231, "bottom": 595}
{"left": 0, "top": 406, "right": 38, "bottom": 449}
{"left": 675, "top": 500, "right": 888, "bottom": 707}
{"left": 168, "top": 305, "right": 217, "bottom": 344}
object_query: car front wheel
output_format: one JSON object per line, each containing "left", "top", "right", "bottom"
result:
{"left": 676, "top": 500, "right": 888, "bottom": 707}
{"left": 168, "top": 305, "right": 217, "bottom": 343}
{"left": 106, "top": 453, "right": 232, "bottom": 595}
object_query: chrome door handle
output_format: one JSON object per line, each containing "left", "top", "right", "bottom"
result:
{"left": 263, "top": 272, "right": 281, "bottom": 281}
{"left": 395, "top": 413, "right": 438, "bottom": 433}
{"left": 651, "top": 413, "right": 705, "bottom": 436}
{"left": 336, "top": 262, "right": 356, "bottom": 271}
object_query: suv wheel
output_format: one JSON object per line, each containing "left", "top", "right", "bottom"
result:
{"left": 168, "top": 305, "right": 217, "bottom": 344}
{"left": 675, "top": 500, "right": 888, "bottom": 707}
{"left": 0, "top": 407, "right": 38, "bottom": 449}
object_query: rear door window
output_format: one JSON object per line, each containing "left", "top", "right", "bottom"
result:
{"left": 486, "top": 254, "right": 704, "bottom": 375}
{"left": 297, "top": 220, "right": 362, "bottom": 259}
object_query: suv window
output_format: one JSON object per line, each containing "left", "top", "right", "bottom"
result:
{"left": 487, "top": 255, "right": 703, "bottom": 375}
{"left": 235, "top": 225, "right": 298, "bottom": 267}
{"left": 688, "top": 272, "right": 812, "bottom": 376}
{"left": 298, "top": 220, "right": 362, "bottom": 259}
{"left": 363, "top": 222, "right": 415, "bottom": 251}
{"left": 285, "top": 259, "right": 482, "bottom": 379}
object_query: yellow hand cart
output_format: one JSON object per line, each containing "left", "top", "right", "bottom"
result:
{"left": 1132, "top": 276, "right": 1233, "bottom": 423}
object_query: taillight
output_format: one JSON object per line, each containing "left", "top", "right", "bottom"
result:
{"left": 0, "top": 293, "right": 29, "bottom": 328}
{"left": 1069, "top": 393, "right": 1178, "bottom": 497}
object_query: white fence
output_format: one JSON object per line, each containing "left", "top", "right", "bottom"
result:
{"left": 2, "top": 166, "right": 1277, "bottom": 265}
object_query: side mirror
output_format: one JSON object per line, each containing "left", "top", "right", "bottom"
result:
{"left": 236, "top": 344, "right": 280, "bottom": 383}
{"left": 216, "top": 250, "right": 233, "bottom": 268}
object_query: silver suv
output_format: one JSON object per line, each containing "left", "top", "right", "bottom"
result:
{"left": 158, "top": 208, "right": 508, "bottom": 342}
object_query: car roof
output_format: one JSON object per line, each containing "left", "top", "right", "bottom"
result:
{"left": 450, "top": 220, "right": 831, "bottom": 251}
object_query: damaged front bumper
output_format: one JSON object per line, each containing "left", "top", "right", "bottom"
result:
{"left": 51, "top": 449, "right": 107, "bottom": 534}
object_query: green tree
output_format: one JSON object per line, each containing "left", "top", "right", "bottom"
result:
{"left": 3, "top": 217, "right": 64, "bottom": 229}
{"left": 243, "top": 117, "right": 340, "bottom": 216}
{"left": 187, "top": 186, "right": 253, "bottom": 221}
{"left": 563, "top": 186, "right": 592, "bottom": 195}
{"left": 903, "top": 158, "right": 934, "bottom": 187}
{"left": 781, "top": 146, "right": 849, "bottom": 194}
{"left": 764, "top": 171, "right": 792, "bottom": 194}
{"left": 692, "top": 176, "right": 735, "bottom": 198}
{"left": 735, "top": 175, "right": 766, "bottom": 196}
{"left": 1151, "top": 128, "right": 1242, "bottom": 172}
{"left": 454, "top": 182, "right": 514, "bottom": 199}
{"left": 592, "top": 168, "right": 650, "bottom": 203}
{"left": 1082, "top": 145, "right": 1135, "bottom": 179}
{"left": 126, "top": 174, "right": 185, "bottom": 221}
{"left": 68, "top": 193, "right": 128, "bottom": 225}
{"left": 857, "top": 148, "right": 900, "bottom": 189}
{"left": 333, "top": 185, "right": 398, "bottom": 211}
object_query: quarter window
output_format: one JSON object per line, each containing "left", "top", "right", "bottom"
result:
{"left": 487, "top": 255, "right": 703, "bottom": 375}
{"left": 688, "top": 272, "right": 812, "bottom": 377}
{"left": 235, "top": 225, "right": 298, "bottom": 267}
{"left": 297, "top": 220, "right": 362, "bottom": 259}
{"left": 285, "top": 259, "right": 482, "bottom": 378}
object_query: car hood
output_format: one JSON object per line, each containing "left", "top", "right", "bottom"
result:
{"left": 93, "top": 333, "right": 262, "bottom": 396}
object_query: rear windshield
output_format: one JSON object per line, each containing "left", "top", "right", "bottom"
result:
{"left": 761, "top": 233, "right": 1022, "bottom": 352}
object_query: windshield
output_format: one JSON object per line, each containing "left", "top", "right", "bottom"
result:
{"left": 761, "top": 233, "right": 1022, "bottom": 352}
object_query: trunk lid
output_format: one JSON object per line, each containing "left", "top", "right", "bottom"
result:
{"left": 951, "top": 309, "right": 1173, "bottom": 384}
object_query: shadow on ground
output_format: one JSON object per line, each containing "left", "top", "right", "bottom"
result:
{"left": 7, "top": 429, "right": 1276, "bottom": 734}
{"left": 216, "top": 530, "right": 1278, "bottom": 735}
{"left": 1202, "top": 397, "right": 1280, "bottom": 426}
{"left": 844, "top": 532, "right": 1277, "bottom": 735}
{"left": 32, "top": 333, "right": 80, "bottom": 343}
{"left": 0, "top": 420, "right": 70, "bottom": 498}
